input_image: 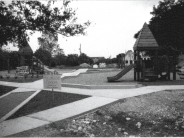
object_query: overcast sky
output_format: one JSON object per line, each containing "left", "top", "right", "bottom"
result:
{"left": 5, "top": 0, "right": 161, "bottom": 58}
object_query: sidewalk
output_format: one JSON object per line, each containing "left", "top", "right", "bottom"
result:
{"left": 0, "top": 96, "right": 117, "bottom": 136}
{"left": 0, "top": 69, "right": 184, "bottom": 136}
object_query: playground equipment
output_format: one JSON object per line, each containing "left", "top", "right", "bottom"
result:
{"left": 176, "top": 59, "right": 184, "bottom": 79}
{"left": 107, "top": 64, "right": 135, "bottom": 82}
{"left": 16, "top": 66, "right": 29, "bottom": 76}
{"left": 133, "top": 23, "right": 177, "bottom": 81}
{"left": 15, "top": 56, "right": 58, "bottom": 77}
{"left": 31, "top": 56, "right": 58, "bottom": 75}
{"left": 107, "top": 23, "right": 177, "bottom": 82}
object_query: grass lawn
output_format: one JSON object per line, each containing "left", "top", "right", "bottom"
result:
{"left": 11, "top": 89, "right": 184, "bottom": 137}
{"left": 62, "top": 70, "right": 135, "bottom": 86}
{"left": 62, "top": 69, "right": 184, "bottom": 86}
{"left": 0, "top": 85, "right": 17, "bottom": 96}
{"left": 8, "top": 90, "right": 90, "bottom": 120}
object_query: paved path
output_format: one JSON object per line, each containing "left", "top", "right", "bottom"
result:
{"left": 0, "top": 68, "right": 184, "bottom": 136}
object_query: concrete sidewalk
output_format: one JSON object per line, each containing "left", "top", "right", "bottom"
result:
{"left": 0, "top": 96, "right": 117, "bottom": 136}
{"left": 1, "top": 85, "right": 184, "bottom": 136}
{"left": 0, "top": 68, "right": 184, "bottom": 136}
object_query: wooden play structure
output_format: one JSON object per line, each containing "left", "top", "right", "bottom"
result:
{"left": 133, "top": 23, "right": 176, "bottom": 81}
{"left": 107, "top": 22, "right": 177, "bottom": 82}
{"left": 31, "top": 56, "right": 45, "bottom": 75}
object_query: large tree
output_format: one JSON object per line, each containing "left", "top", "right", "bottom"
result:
{"left": 0, "top": 0, "right": 90, "bottom": 48}
{"left": 38, "top": 30, "right": 59, "bottom": 53}
{"left": 134, "top": 0, "right": 184, "bottom": 57}
{"left": 34, "top": 48, "right": 52, "bottom": 66}
{"left": 78, "top": 53, "right": 92, "bottom": 65}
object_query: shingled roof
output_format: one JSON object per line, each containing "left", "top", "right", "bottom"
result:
{"left": 133, "top": 22, "right": 159, "bottom": 50}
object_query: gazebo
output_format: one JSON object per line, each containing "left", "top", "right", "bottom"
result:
{"left": 133, "top": 22, "right": 159, "bottom": 81}
{"left": 18, "top": 39, "right": 33, "bottom": 67}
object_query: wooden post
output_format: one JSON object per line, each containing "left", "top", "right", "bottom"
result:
{"left": 155, "top": 50, "right": 158, "bottom": 76}
{"left": 137, "top": 51, "right": 140, "bottom": 81}
{"left": 167, "top": 57, "right": 170, "bottom": 80}
{"left": 52, "top": 88, "right": 54, "bottom": 101}
{"left": 7, "top": 58, "right": 10, "bottom": 73}
{"left": 37, "top": 58, "right": 39, "bottom": 78}
{"left": 134, "top": 50, "right": 137, "bottom": 81}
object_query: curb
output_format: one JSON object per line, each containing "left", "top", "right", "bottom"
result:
{"left": 0, "top": 90, "right": 41, "bottom": 123}
{"left": 61, "top": 83, "right": 143, "bottom": 89}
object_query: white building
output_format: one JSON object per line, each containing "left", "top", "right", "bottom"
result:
{"left": 125, "top": 50, "right": 134, "bottom": 66}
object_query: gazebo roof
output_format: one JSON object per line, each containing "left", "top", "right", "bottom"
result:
{"left": 18, "top": 42, "right": 33, "bottom": 56}
{"left": 133, "top": 22, "right": 159, "bottom": 50}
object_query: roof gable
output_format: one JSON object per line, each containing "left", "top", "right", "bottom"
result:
{"left": 133, "top": 23, "right": 159, "bottom": 50}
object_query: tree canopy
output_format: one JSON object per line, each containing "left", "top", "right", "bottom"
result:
{"left": 149, "top": 0, "right": 184, "bottom": 56}
{"left": 134, "top": 0, "right": 184, "bottom": 57}
{"left": 0, "top": 0, "right": 90, "bottom": 48}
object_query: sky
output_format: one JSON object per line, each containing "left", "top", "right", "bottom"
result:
{"left": 4, "top": 0, "right": 161, "bottom": 58}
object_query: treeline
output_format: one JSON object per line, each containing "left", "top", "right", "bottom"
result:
{"left": 0, "top": 49, "right": 19, "bottom": 71}
{"left": 34, "top": 48, "right": 117, "bottom": 67}
{"left": 0, "top": 48, "right": 118, "bottom": 70}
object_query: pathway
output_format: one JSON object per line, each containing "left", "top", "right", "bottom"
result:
{"left": 0, "top": 69, "right": 184, "bottom": 136}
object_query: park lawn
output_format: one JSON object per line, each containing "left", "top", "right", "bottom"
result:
{"left": 62, "top": 70, "right": 134, "bottom": 86}
{"left": 8, "top": 90, "right": 90, "bottom": 120}
{"left": 62, "top": 69, "right": 184, "bottom": 86}
{"left": 0, "top": 85, "right": 17, "bottom": 96}
{"left": 10, "top": 89, "right": 184, "bottom": 137}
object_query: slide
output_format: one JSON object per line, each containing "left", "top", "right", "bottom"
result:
{"left": 43, "top": 65, "right": 57, "bottom": 74}
{"left": 32, "top": 56, "right": 58, "bottom": 74}
{"left": 107, "top": 64, "right": 135, "bottom": 82}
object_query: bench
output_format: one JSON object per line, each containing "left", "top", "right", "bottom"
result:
{"left": 16, "top": 66, "right": 29, "bottom": 76}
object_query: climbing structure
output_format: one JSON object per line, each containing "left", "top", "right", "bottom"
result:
{"left": 133, "top": 22, "right": 176, "bottom": 81}
{"left": 133, "top": 22, "right": 159, "bottom": 81}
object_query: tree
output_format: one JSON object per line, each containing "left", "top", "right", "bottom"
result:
{"left": 149, "top": 0, "right": 184, "bottom": 57}
{"left": 66, "top": 54, "right": 79, "bottom": 66}
{"left": 134, "top": 30, "right": 141, "bottom": 39}
{"left": 0, "top": 0, "right": 90, "bottom": 48}
{"left": 53, "top": 54, "right": 67, "bottom": 66}
{"left": 0, "top": 49, "right": 9, "bottom": 70}
{"left": 133, "top": 0, "right": 184, "bottom": 58}
{"left": 38, "top": 30, "right": 59, "bottom": 53}
{"left": 78, "top": 53, "right": 91, "bottom": 65}
{"left": 34, "top": 48, "right": 52, "bottom": 66}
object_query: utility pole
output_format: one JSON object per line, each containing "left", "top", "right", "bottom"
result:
{"left": 79, "top": 43, "right": 81, "bottom": 55}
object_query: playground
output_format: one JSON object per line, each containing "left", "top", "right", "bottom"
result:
{"left": 0, "top": 22, "right": 184, "bottom": 137}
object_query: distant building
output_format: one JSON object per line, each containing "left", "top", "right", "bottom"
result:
{"left": 90, "top": 57, "right": 105, "bottom": 64}
{"left": 125, "top": 50, "right": 134, "bottom": 66}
